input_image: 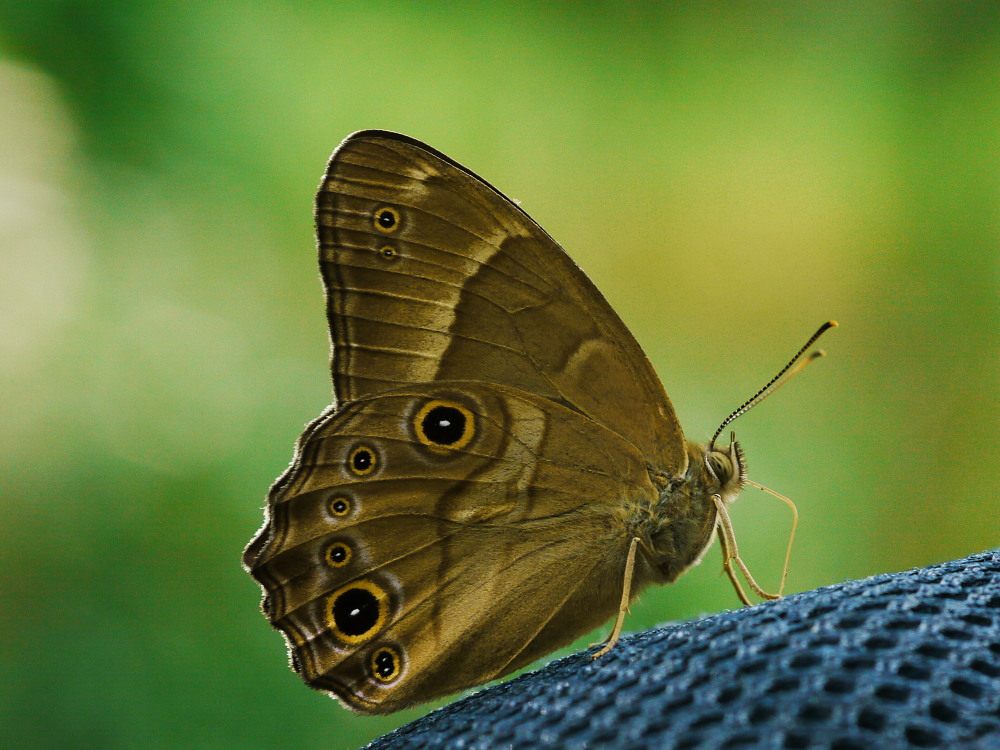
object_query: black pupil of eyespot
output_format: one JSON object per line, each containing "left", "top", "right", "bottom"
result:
{"left": 330, "top": 545, "right": 347, "bottom": 563}
{"left": 353, "top": 450, "right": 372, "bottom": 471}
{"left": 422, "top": 406, "right": 466, "bottom": 445}
{"left": 377, "top": 211, "right": 395, "bottom": 228}
{"left": 375, "top": 650, "right": 396, "bottom": 678}
{"left": 332, "top": 588, "right": 380, "bottom": 636}
{"left": 332, "top": 499, "right": 348, "bottom": 513}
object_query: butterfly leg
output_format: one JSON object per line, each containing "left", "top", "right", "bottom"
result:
{"left": 716, "top": 505, "right": 753, "bottom": 606}
{"left": 591, "top": 536, "right": 641, "bottom": 659}
{"left": 713, "top": 495, "right": 781, "bottom": 604}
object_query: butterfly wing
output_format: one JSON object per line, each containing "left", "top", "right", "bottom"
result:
{"left": 317, "top": 130, "right": 685, "bottom": 472}
{"left": 243, "top": 382, "right": 660, "bottom": 713}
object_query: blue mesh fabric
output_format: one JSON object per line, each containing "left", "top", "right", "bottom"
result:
{"left": 364, "top": 550, "right": 1000, "bottom": 749}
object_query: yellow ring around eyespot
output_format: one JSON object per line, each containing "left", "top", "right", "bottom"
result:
{"left": 348, "top": 446, "right": 377, "bottom": 476}
{"left": 329, "top": 495, "right": 352, "bottom": 517}
{"left": 413, "top": 400, "right": 475, "bottom": 453}
{"left": 373, "top": 206, "right": 400, "bottom": 233}
{"left": 325, "top": 580, "right": 390, "bottom": 645}
{"left": 325, "top": 542, "right": 352, "bottom": 568}
{"left": 370, "top": 646, "right": 402, "bottom": 683}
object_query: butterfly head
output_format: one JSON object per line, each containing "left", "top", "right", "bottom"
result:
{"left": 655, "top": 321, "right": 837, "bottom": 587}
{"left": 703, "top": 435, "right": 747, "bottom": 505}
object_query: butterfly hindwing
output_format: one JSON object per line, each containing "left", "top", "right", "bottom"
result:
{"left": 244, "top": 381, "right": 658, "bottom": 713}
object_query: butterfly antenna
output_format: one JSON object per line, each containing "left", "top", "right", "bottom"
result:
{"left": 709, "top": 321, "right": 837, "bottom": 451}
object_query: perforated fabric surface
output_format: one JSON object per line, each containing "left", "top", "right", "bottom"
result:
{"left": 364, "top": 550, "right": 1000, "bottom": 749}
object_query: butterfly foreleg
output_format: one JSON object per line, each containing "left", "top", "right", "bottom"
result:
{"left": 713, "top": 494, "right": 780, "bottom": 604}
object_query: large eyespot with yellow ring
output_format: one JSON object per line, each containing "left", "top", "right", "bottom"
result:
{"left": 373, "top": 206, "right": 400, "bottom": 233}
{"left": 348, "top": 445, "right": 377, "bottom": 476}
{"left": 414, "top": 400, "right": 475, "bottom": 453}
{"left": 328, "top": 495, "right": 352, "bottom": 517}
{"left": 370, "top": 646, "right": 402, "bottom": 683}
{"left": 325, "top": 580, "right": 390, "bottom": 644}
{"left": 324, "top": 541, "right": 352, "bottom": 568}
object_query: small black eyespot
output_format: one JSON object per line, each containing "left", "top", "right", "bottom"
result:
{"left": 374, "top": 207, "right": 399, "bottom": 232}
{"left": 330, "top": 496, "right": 351, "bottom": 516}
{"left": 371, "top": 646, "right": 401, "bottom": 682}
{"left": 380, "top": 245, "right": 397, "bottom": 259}
{"left": 325, "top": 542, "right": 351, "bottom": 567}
{"left": 349, "top": 446, "right": 376, "bottom": 476}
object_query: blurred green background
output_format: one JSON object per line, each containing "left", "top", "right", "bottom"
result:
{"left": 1, "top": 2, "right": 997, "bottom": 748}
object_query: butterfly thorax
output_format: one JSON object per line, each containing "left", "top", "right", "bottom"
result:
{"left": 644, "top": 439, "right": 746, "bottom": 583}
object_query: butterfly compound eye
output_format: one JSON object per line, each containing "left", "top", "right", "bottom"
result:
{"left": 413, "top": 400, "right": 475, "bottom": 452}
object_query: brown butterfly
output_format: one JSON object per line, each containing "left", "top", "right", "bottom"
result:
{"left": 242, "top": 131, "right": 834, "bottom": 714}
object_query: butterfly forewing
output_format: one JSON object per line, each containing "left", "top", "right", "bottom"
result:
{"left": 316, "top": 131, "right": 686, "bottom": 471}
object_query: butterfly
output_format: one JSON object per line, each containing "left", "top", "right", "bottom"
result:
{"left": 242, "top": 130, "right": 833, "bottom": 714}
